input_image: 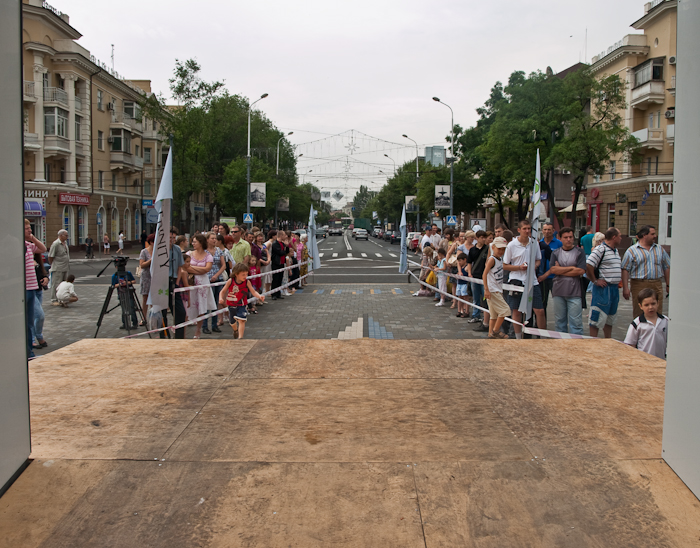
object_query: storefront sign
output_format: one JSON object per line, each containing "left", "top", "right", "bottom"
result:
{"left": 649, "top": 182, "right": 674, "bottom": 194}
{"left": 24, "top": 189, "right": 48, "bottom": 198}
{"left": 142, "top": 199, "right": 153, "bottom": 207}
{"left": 59, "top": 192, "right": 90, "bottom": 205}
{"left": 193, "top": 204, "right": 205, "bottom": 212}
{"left": 24, "top": 199, "right": 45, "bottom": 217}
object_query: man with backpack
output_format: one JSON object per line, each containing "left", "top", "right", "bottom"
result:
{"left": 586, "top": 227, "right": 622, "bottom": 338}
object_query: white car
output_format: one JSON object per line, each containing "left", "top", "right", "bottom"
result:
{"left": 354, "top": 229, "right": 369, "bottom": 240}
{"left": 352, "top": 228, "right": 361, "bottom": 238}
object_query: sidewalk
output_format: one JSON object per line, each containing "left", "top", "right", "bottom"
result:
{"left": 68, "top": 248, "right": 142, "bottom": 264}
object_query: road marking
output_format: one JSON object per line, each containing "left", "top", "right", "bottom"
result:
{"left": 361, "top": 253, "right": 367, "bottom": 257}
{"left": 388, "top": 253, "right": 397, "bottom": 257}
{"left": 331, "top": 289, "right": 342, "bottom": 294}
{"left": 343, "top": 233, "right": 352, "bottom": 251}
{"left": 332, "top": 253, "right": 338, "bottom": 258}
{"left": 347, "top": 252, "right": 353, "bottom": 257}
{"left": 375, "top": 253, "right": 382, "bottom": 257}
{"left": 319, "top": 253, "right": 324, "bottom": 258}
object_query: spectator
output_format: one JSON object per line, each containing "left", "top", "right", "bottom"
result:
{"left": 270, "top": 230, "right": 287, "bottom": 299}
{"left": 433, "top": 248, "right": 448, "bottom": 306}
{"left": 48, "top": 229, "right": 70, "bottom": 305}
{"left": 138, "top": 234, "right": 154, "bottom": 325}
{"left": 537, "top": 222, "right": 562, "bottom": 315}
{"left": 218, "top": 223, "right": 230, "bottom": 236}
{"left": 467, "top": 230, "right": 489, "bottom": 326}
{"left": 25, "top": 219, "right": 47, "bottom": 357}
{"left": 117, "top": 230, "right": 125, "bottom": 255}
{"left": 454, "top": 252, "right": 470, "bottom": 318}
{"left": 621, "top": 225, "right": 670, "bottom": 319}
{"left": 298, "top": 234, "right": 310, "bottom": 287}
{"left": 546, "top": 227, "right": 586, "bottom": 335}
{"left": 170, "top": 228, "right": 186, "bottom": 339}
{"left": 586, "top": 227, "right": 623, "bottom": 338}
{"left": 624, "top": 288, "right": 668, "bottom": 359}
{"left": 103, "top": 233, "right": 110, "bottom": 256}
{"left": 56, "top": 274, "right": 79, "bottom": 306}
{"left": 429, "top": 224, "right": 441, "bottom": 248}
{"left": 230, "top": 225, "right": 251, "bottom": 265}
{"left": 420, "top": 228, "right": 433, "bottom": 250}
{"left": 580, "top": 226, "right": 594, "bottom": 254}
{"left": 32, "top": 251, "right": 49, "bottom": 349}
{"left": 503, "top": 219, "right": 546, "bottom": 339}
{"left": 494, "top": 223, "right": 506, "bottom": 238}
{"left": 85, "top": 234, "right": 94, "bottom": 259}
{"left": 205, "top": 231, "right": 226, "bottom": 334}
{"left": 482, "top": 236, "right": 510, "bottom": 339}
{"left": 186, "top": 233, "right": 215, "bottom": 338}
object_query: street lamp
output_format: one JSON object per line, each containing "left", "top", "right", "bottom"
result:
{"left": 384, "top": 153, "right": 396, "bottom": 175}
{"left": 403, "top": 133, "right": 420, "bottom": 229}
{"left": 276, "top": 131, "right": 293, "bottom": 176}
{"left": 247, "top": 92, "right": 269, "bottom": 219}
{"left": 432, "top": 96, "right": 454, "bottom": 216}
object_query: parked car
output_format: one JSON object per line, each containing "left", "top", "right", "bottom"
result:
{"left": 316, "top": 227, "right": 327, "bottom": 239}
{"left": 354, "top": 228, "right": 369, "bottom": 240}
{"left": 377, "top": 229, "right": 385, "bottom": 239}
{"left": 383, "top": 230, "right": 392, "bottom": 242}
{"left": 373, "top": 228, "right": 381, "bottom": 237}
{"left": 293, "top": 229, "right": 307, "bottom": 237}
{"left": 407, "top": 232, "right": 420, "bottom": 250}
{"left": 390, "top": 231, "right": 401, "bottom": 244}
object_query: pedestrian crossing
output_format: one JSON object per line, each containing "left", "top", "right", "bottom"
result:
{"left": 317, "top": 251, "right": 397, "bottom": 260}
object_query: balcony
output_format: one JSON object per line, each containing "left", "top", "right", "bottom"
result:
{"left": 23, "top": 81, "right": 36, "bottom": 102}
{"left": 43, "top": 87, "right": 69, "bottom": 107}
{"left": 75, "top": 141, "right": 85, "bottom": 157}
{"left": 24, "top": 132, "right": 41, "bottom": 150}
{"left": 666, "top": 124, "right": 675, "bottom": 146}
{"left": 630, "top": 80, "right": 666, "bottom": 110}
{"left": 111, "top": 111, "right": 143, "bottom": 133}
{"left": 110, "top": 150, "right": 143, "bottom": 172}
{"left": 632, "top": 127, "right": 664, "bottom": 150}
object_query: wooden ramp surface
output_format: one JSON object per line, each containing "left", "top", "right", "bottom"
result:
{"left": 1, "top": 339, "right": 699, "bottom": 547}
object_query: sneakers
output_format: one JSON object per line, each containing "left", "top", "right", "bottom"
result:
{"left": 467, "top": 317, "right": 481, "bottom": 323}
{"left": 202, "top": 327, "right": 212, "bottom": 334}
{"left": 435, "top": 301, "right": 444, "bottom": 307}
{"left": 473, "top": 323, "right": 489, "bottom": 332}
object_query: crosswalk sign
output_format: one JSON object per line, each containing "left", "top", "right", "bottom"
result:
{"left": 243, "top": 213, "right": 254, "bottom": 224}
{"left": 446, "top": 215, "right": 457, "bottom": 226}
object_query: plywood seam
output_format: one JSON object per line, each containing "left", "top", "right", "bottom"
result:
{"left": 412, "top": 465, "right": 429, "bottom": 548}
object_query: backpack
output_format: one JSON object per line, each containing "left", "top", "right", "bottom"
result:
{"left": 593, "top": 245, "right": 607, "bottom": 279}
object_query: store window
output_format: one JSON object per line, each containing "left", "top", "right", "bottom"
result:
{"left": 97, "top": 206, "right": 105, "bottom": 240}
{"left": 78, "top": 206, "right": 88, "bottom": 244}
{"left": 62, "top": 205, "right": 74, "bottom": 245}
{"left": 608, "top": 204, "right": 616, "bottom": 228}
{"left": 629, "top": 202, "right": 638, "bottom": 237}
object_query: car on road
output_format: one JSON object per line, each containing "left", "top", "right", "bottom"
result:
{"left": 351, "top": 228, "right": 361, "bottom": 238}
{"left": 385, "top": 230, "right": 400, "bottom": 244}
{"left": 383, "top": 230, "right": 393, "bottom": 242}
{"left": 316, "top": 227, "right": 327, "bottom": 239}
{"left": 354, "top": 228, "right": 369, "bottom": 240}
{"left": 293, "top": 229, "right": 307, "bottom": 237}
{"left": 407, "top": 232, "right": 421, "bottom": 250}
{"left": 328, "top": 226, "right": 343, "bottom": 236}
{"left": 373, "top": 228, "right": 381, "bottom": 237}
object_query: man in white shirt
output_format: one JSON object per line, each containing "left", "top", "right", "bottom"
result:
{"left": 420, "top": 229, "right": 433, "bottom": 251}
{"left": 429, "top": 224, "right": 441, "bottom": 248}
{"left": 503, "top": 219, "right": 546, "bottom": 338}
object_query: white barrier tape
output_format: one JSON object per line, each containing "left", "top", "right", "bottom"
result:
{"left": 407, "top": 269, "right": 594, "bottom": 339}
{"left": 407, "top": 259, "right": 524, "bottom": 293}
{"left": 122, "top": 270, "right": 313, "bottom": 339}
{"left": 174, "top": 260, "right": 312, "bottom": 294}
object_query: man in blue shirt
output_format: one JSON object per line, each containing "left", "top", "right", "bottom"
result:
{"left": 537, "top": 222, "right": 563, "bottom": 316}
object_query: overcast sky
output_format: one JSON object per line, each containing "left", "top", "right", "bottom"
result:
{"left": 57, "top": 0, "right": 649, "bottom": 203}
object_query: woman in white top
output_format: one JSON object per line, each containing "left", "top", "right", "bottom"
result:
{"left": 117, "top": 231, "right": 124, "bottom": 255}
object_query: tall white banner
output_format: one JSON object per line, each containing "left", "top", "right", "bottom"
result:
{"left": 519, "top": 149, "right": 542, "bottom": 320}
{"left": 148, "top": 147, "right": 173, "bottom": 314}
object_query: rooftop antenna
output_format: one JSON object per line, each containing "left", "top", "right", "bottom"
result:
{"left": 111, "top": 44, "right": 114, "bottom": 71}
{"left": 584, "top": 28, "right": 587, "bottom": 64}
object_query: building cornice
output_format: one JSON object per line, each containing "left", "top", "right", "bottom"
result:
{"left": 22, "top": 4, "right": 81, "bottom": 40}
{"left": 24, "top": 41, "right": 55, "bottom": 56}
{"left": 591, "top": 174, "right": 673, "bottom": 188}
{"left": 632, "top": 0, "right": 678, "bottom": 30}
{"left": 589, "top": 45, "right": 650, "bottom": 73}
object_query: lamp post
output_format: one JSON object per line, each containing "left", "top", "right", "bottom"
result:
{"left": 276, "top": 131, "right": 293, "bottom": 176}
{"left": 384, "top": 154, "right": 396, "bottom": 175}
{"left": 403, "top": 134, "right": 420, "bottom": 229}
{"left": 247, "top": 93, "right": 268, "bottom": 219}
{"left": 432, "top": 97, "right": 454, "bottom": 216}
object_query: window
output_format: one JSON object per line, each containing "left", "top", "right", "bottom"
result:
{"left": 97, "top": 89, "right": 103, "bottom": 110}
{"left": 610, "top": 160, "right": 616, "bottom": 181}
{"left": 75, "top": 114, "right": 82, "bottom": 141}
{"left": 44, "top": 163, "right": 50, "bottom": 182}
{"left": 629, "top": 202, "right": 638, "bottom": 237}
{"left": 124, "top": 101, "right": 135, "bottom": 118}
{"left": 42, "top": 72, "right": 49, "bottom": 89}
{"left": 634, "top": 58, "right": 664, "bottom": 88}
{"left": 152, "top": 120, "right": 157, "bottom": 131}
{"left": 78, "top": 206, "right": 87, "bottom": 244}
{"left": 110, "top": 129, "right": 132, "bottom": 153}
{"left": 124, "top": 174, "right": 129, "bottom": 192}
{"left": 98, "top": 170, "right": 104, "bottom": 189}
{"left": 656, "top": 110, "right": 661, "bottom": 129}
{"left": 144, "top": 180, "right": 151, "bottom": 195}
{"left": 144, "top": 147, "right": 151, "bottom": 164}
{"left": 135, "top": 145, "right": 140, "bottom": 157}
{"left": 649, "top": 113, "right": 654, "bottom": 128}
{"left": 98, "top": 130, "right": 104, "bottom": 150}
{"left": 608, "top": 204, "right": 616, "bottom": 228}
{"left": 647, "top": 157, "right": 652, "bottom": 175}
{"left": 124, "top": 208, "right": 131, "bottom": 240}
{"left": 112, "top": 173, "right": 117, "bottom": 191}
{"left": 655, "top": 156, "right": 659, "bottom": 175}
{"left": 111, "top": 208, "right": 119, "bottom": 241}
{"left": 62, "top": 205, "right": 74, "bottom": 245}
{"left": 44, "top": 107, "right": 69, "bottom": 137}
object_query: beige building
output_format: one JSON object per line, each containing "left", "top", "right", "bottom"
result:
{"left": 588, "top": 0, "right": 676, "bottom": 248}
{"left": 22, "top": 0, "right": 165, "bottom": 248}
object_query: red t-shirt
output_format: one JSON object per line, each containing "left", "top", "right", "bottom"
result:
{"left": 225, "top": 278, "right": 248, "bottom": 306}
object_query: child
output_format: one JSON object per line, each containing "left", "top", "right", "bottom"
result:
{"left": 433, "top": 248, "right": 448, "bottom": 306}
{"left": 413, "top": 245, "right": 435, "bottom": 297}
{"left": 482, "top": 237, "right": 510, "bottom": 339}
{"left": 56, "top": 274, "right": 79, "bottom": 307}
{"left": 455, "top": 252, "right": 469, "bottom": 317}
{"left": 624, "top": 288, "right": 668, "bottom": 359}
{"left": 218, "top": 263, "right": 265, "bottom": 340}
{"left": 176, "top": 255, "right": 191, "bottom": 309}
{"left": 248, "top": 256, "right": 261, "bottom": 314}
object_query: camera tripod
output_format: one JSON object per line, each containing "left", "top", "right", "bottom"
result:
{"left": 94, "top": 257, "right": 151, "bottom": 338}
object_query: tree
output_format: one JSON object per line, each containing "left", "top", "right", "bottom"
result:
{"left": 351, "top": 185, "right": 376, "bottom": 215}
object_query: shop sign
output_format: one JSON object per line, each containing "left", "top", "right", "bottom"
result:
{"left": 25, "top": 189, "right": 48, "bottom": 198}
{"left": 648, "top": 182, "right": 674, "bottom": 194}
{"left": 142, "top": 199, "right": 153, "bottom": 207}
{"left": 59, "top": 192, "right": 90, "bottom": 205}
{"left": 194, "top": 204, "right": 205, "bottom": 212}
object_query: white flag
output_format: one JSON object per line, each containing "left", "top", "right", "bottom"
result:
{"left": 519, "top": 149, "right": 542, "bottom": 320}
{"left": 147, "top": 147, "right": 173, "bottom": 314}
{"left": 399, "top": 205, "right": 408, "bottom": 274}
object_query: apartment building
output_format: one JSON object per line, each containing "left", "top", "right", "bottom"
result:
{"left": 21, "top": 0, "right": 165, "bottom": 247}
{"left": 588, "top": 0, "right": 676, "bottom": 248}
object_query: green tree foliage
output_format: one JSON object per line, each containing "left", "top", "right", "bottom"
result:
{"left": 351, "top": 185, "right": 376, "bottom": 214}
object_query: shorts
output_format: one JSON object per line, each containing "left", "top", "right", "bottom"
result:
{"left": 487, "top": 292, "right": 511, "bottom": 318}
{"left": 589, "top": 284, "right": 619, "bottom": 328}
{"left": 456, "top": 283, "right": 469, "bottom": 297}
{"left": 229, "top": 305, "right": 248, "bottom": 323}
{"left": 505, "top": 282, "right": 543, "bottom": 311}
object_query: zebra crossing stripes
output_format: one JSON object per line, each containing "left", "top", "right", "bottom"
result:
{"left": 332, "top": 253, "right": 338, "bottom": 258}
{"left": 389, "top": 253, "right": 397, "bottom": 258}
{"left": 319, "top": 253, "right": 324, "bottom": 258}
{"left": 375, "top": 253, "right": 382, "bottom": 257}
{"left": 361, "top": 253, "right": 367, "bottom": 257}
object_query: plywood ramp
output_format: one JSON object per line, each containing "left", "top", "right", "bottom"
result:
{"left": 1, "top": 339, "right": 699, "bottom": 547}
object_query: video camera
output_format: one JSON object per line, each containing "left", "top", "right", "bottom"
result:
{"left": 112, "top": 256, "right": 130, "bottom": 274}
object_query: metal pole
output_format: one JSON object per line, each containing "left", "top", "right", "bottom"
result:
{"left": 432, "top": 97, "right": 454, "bottom": 216}
{"left": 246, "top": 93, "right": 268, "bottom": 221}
{"left": 276, "top": 131, "right": 293, "bottom": 176}
{"left": 403, "top": 134, "right": 421, "bottom": 230}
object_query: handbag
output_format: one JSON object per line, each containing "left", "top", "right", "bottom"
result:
{"left": 447, "top": 255, "right": 458, "bottom": 266}
{"left": 135, "top": 266, "right": 142, "bottom": 277}
{"left": 426, "top": 271, "right": 437, "bottom": 286}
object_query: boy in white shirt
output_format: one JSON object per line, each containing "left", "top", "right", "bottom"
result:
{"left": 624, "top": 288, "right": 668, "bottom": 359}
{"left": 483, "top": 237, "right": 510, "bottom": 339}
{"left": 56, "top": 274, "right": 79, "bottom": 307}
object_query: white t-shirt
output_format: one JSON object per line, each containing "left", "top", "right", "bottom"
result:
{"left": 430, "top": 234, "right": 441, "bottom": 248}
{"left": 503, "top": 238, "right": 541, "bottom": 285}
{"left": 624, "top": 313, "right": 668, "bottom": 359}
{"left": 56, "top": 281, "right": 77, "bottom": 302}
{"left": 420, "top": 235, "right": 432, "bottom": 250}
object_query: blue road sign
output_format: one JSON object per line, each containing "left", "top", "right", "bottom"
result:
{"left": 446, "top": 215, "right": 457, "bottom": 226}
{"left": 243, "top": 213, "right": 254, "bottom": 224}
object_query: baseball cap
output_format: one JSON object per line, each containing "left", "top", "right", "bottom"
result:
{"left": 492, "top": 236, "right": 508, "bottom": 248}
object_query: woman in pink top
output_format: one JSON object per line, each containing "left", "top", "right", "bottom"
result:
{"left": 25, "top": 219, "right": 46, "bottom": 357}
{"left": 186, "top": 233, "right": 215, "bottom": 338}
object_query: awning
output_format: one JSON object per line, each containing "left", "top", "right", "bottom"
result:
{"left": 559, "top": 199, "right": 586, "bottom": 213}
{"left": 24, "top": 200, "right": 45, "bottom": 217}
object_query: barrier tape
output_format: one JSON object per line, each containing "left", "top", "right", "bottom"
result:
{"left": 407, "top": 269, "right": 593, "bottom": 339}
{"left": 408, "top": 259, "right": 524, "bottom": 293}
{"left": 122, "top": 270, "right": 313, "bottom": 339}
{"left": 174, "top": 260, "right": 312, "bottom": 293}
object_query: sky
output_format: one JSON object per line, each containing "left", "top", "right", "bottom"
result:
{"left": 55, "top": 0, "right": 650, "bottom": 206}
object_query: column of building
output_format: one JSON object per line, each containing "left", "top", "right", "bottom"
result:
{"left": 60, "top": 71, "right": 78, "bottom": 185}
{"left": 32, "top": 53, "right": 46, "bottom": 181}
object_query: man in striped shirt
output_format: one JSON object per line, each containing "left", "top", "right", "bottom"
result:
{"left": 621, "top": 225, "right": 670, "bottom": 319}
{"left": 586, "top": 227, "right": 622, "bottom": 338}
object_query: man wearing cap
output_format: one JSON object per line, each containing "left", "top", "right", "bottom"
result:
{"left": 48, "top": 229, "right": 70, "bottom": 305}
{"left": 541, "top": 227, "right": 586, "bottom": 334}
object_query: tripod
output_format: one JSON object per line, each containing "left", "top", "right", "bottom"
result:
{"left": 94, "top": 258, "right": 151, "bottom": 338}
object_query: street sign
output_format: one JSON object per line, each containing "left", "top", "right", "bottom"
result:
{"left": 445, "top": 215, "right": 457, "bottom": 226}
{"left": 146, "top": 208, "right": 159, "bottom": 223}
{"left": 243, "top": 213, "right": 254, "bottom": 224}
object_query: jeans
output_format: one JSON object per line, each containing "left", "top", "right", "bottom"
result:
{"left": 553, "top": 296, "right": 583, "bottom": 335}
{"left": 540, "top": 278, "right": 553, "bottom": 316}
{"left": 470, "top": 282, "right": 484, "bottom": 319}
{"left": 26, "top": 289, "right": 36, "bottom": 358}
{"left": 33, "top": 289, "right": 45, "bottom": 342}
